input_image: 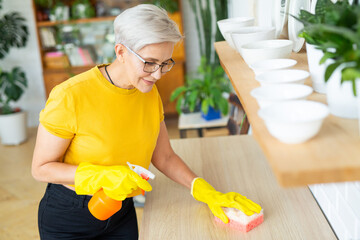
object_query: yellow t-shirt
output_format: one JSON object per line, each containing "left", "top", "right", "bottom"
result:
{"left": 39, "top": 65, "right": 164, "bottom": 169}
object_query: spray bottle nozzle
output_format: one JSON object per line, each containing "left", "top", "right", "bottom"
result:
{"left": 127, "top": 162, "right": 155, "bottom": 180}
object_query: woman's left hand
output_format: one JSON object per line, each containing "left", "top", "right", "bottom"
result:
{"left": 191, "top": 177, "right": 261, "bottom": 224}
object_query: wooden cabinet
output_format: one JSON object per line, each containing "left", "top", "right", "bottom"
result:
{"left": 31, "top": 0, "right": 185, "bottom": 115}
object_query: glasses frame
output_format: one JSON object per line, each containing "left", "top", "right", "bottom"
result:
{"left": 123, "top": 45, "right": 175, "bottom": 73}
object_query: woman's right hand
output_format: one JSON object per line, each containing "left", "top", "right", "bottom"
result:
{"left": 75, "top": 162, "right": 152, "bottom": 201}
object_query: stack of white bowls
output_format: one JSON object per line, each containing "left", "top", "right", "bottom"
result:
{"left": 249, "top": 66, "right": 329, "bottom": 144}
{"left": 217, "top": 17, "right": 255, "bottom": 49}
{"left": 217, "top": 17, "right": 330, "bottom": 144}
{"left": 217, "top": 17, "right": 293, "bottom": 65}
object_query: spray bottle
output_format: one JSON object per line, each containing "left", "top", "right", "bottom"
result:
{"left": 88, "top": 162, "right": 155, "bottom": 220}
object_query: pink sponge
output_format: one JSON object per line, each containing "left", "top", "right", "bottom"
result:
{"left": 215, "top": 208, "right": 264, "bottom": 232}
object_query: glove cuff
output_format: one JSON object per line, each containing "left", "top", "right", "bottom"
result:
{"left": 190, "top": 177, "right": 201, "bottom": 197}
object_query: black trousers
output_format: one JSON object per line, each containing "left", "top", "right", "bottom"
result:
{"left": 38, "top": 183, "right": 138, "bottom": 240}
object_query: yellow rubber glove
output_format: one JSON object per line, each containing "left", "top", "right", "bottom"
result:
{"left": 191, "top": 177, "right": 261, "bottom": 224}
{"left": 75, "top": 162, "right": 152, "bottom": 201}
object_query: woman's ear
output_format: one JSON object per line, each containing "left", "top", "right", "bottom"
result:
{"left": 114, "top": 43, "right": 125, "bottom": 63}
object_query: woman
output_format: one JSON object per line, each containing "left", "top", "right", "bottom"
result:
{"left": 32, "top": 4, "right": 261, "bottom": 239}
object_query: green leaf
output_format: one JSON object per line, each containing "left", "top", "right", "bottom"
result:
{"left": 342, "top": 67, "right": 360, "bottom": 81}
{"left": 315, "top": 0, "right": 331, "bottom": 17}
{"left": 320, "top": 51, "right": 336, "bottom": 64}
{"left": 218, "top": 97, "right": 229, "bottom": 115}
{"left": 0, "top": 67, "right": 27, "bottom": 112}
{"left": 208, "top": 97, "right": 215, "bottom": 108}
{"left": 0, "top": 12, "right": 29, "bottom": 59}
{"left": 324, "top": 62, "right": 341, "bottom": 82}
{"left": 170, "top": 86, "right": 187, "bottom": 101}
{"left": 175, "top": 95, "right": 184, "bottom": 114}
{"left": 201, "top": 99, "right": 210, "bottom": 115}
{"left": 213, "top": 66, "right": 224, "bottom": 78}
{"left": 342, "top": 67, "right": 360, "bottom": 96}
{"left": 188, "top": 90, "right": 200, "bottom": 112}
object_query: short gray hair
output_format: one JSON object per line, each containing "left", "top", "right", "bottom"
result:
{"left": 114, "top": 4, "right": 183, "bottom": 51}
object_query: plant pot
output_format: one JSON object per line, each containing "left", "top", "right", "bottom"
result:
{"left": 326, "top": 66, "right": 358, "bottom": 119}
{"left": 181, "top": 104, "right": 201, "bottom": 114}
{"left": 0, "top": 111, "right": 27, "bottom": 145}
{"left": 201, "top": 107, "right": 221, "bottom": 121}
{"left": 306, "top": 43, "right": 327, "bottom": 94}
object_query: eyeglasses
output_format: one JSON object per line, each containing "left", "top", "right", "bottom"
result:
{"left": 124, "top": 45, "right": 175, "bottom": 73}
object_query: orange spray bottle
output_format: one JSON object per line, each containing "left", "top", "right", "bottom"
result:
{"left": 88, "top": 162, "right": 155, "bottom": 220}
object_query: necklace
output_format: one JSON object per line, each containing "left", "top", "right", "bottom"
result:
{"left": 104, "top": 65, "right": 115, "bottom": 85}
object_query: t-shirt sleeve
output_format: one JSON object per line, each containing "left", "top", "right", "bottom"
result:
{"left": 39, "top": 85, "right": 76, "bottom": 139}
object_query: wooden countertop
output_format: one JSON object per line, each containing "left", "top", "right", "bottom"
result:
{"left": 215, "top": 41, "right": 360, "bottom": 187}
{"left": 139, "top": 136, "right": 336, "bottom": 239}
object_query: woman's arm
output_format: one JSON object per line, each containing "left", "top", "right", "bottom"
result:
{"left": 32, "top": 123, "right": 77, "bottom": 184}
{"left": 151, "top": 121, "right": 197, "bottom": 189}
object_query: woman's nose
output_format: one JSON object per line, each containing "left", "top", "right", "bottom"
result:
{"left": 151, "top": 67, "right": 163, "bottom": 80}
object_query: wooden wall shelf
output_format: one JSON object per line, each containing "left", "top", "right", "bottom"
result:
{"left": 36, "top": 16, "right": 116, "bottom": 27}
{"left": 215, "top": 41, "right": 360, "bottom": 187}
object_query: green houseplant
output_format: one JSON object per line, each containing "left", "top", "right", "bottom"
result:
{"left": 170, "top": 57, "right": 231, "bottom": 116}
{"left": 296, "top": 0, "right": 360, "bottom": 95}
{"left": 170, "top": 0, "right": 230, "bottom": 119}
{"left": 0, "top": 0, "right": 28, "bottom": 114}
{"left": 0, "top": 0, "right": 29, "bottom": 144}
{"left": 294, "top": 0, "right": 360, "bottom": 119}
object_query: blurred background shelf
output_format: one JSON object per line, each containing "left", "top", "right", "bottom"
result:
{"left": 31, "top": 0, "right": 185, "bottom": 115}
{"left": 36, "top": 16, "right": 116, "bottom": 27}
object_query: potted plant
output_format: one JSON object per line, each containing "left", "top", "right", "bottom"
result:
{"left": 170, "top": 0, "right": 230, "bottom": 120}
{"left": 170, "top": 57, "right": 231, "bottom": 120}
{"left": 295, "top": 0, "right": 360, "bottom": 119}
{"left": 0, "top": 0, "right": 29, "bottom": 145}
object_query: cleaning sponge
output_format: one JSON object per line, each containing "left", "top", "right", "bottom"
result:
{"left": 215, "top": 208, "right": 264, "bottom": 232}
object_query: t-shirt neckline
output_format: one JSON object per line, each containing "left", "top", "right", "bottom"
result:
{"left": 95, "top": 64, "right": 138, "bottom": 95}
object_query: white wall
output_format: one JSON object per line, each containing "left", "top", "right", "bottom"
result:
{"left": 181, "top": 0, "right": 201, "bottom": 74}
{"left": 309, "top": 182, "right": 360, "bottom": 240}
{"left": 0, "top": 0, "right": 46, "bottom": 127}
{"left": 228, "top": 0, "right": 255, "bottom": 18}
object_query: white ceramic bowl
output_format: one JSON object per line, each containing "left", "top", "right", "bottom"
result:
{"left": 230, "top": 27, "right": 276, "bottom": 55}
{"left": 217, "top": 17, "right": 255, "bottom": 49}
{"left": 249, "top": 58, "right": 297, "bottom": 76}
{"left": 258, "top": 100, "right": 329, "bottom": 144}
{"left": 250, "top": 84, "right": 313, "bottom": 108}
{"left": 240, "top": 39, "right": 293, "bottom": 65}
{"left": 256, "top": 69, "right": 310, "bottom": 86}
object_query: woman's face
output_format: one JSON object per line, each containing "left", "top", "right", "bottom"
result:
{"left": 125, "top": 41, "right": 175, "bottom": 93}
